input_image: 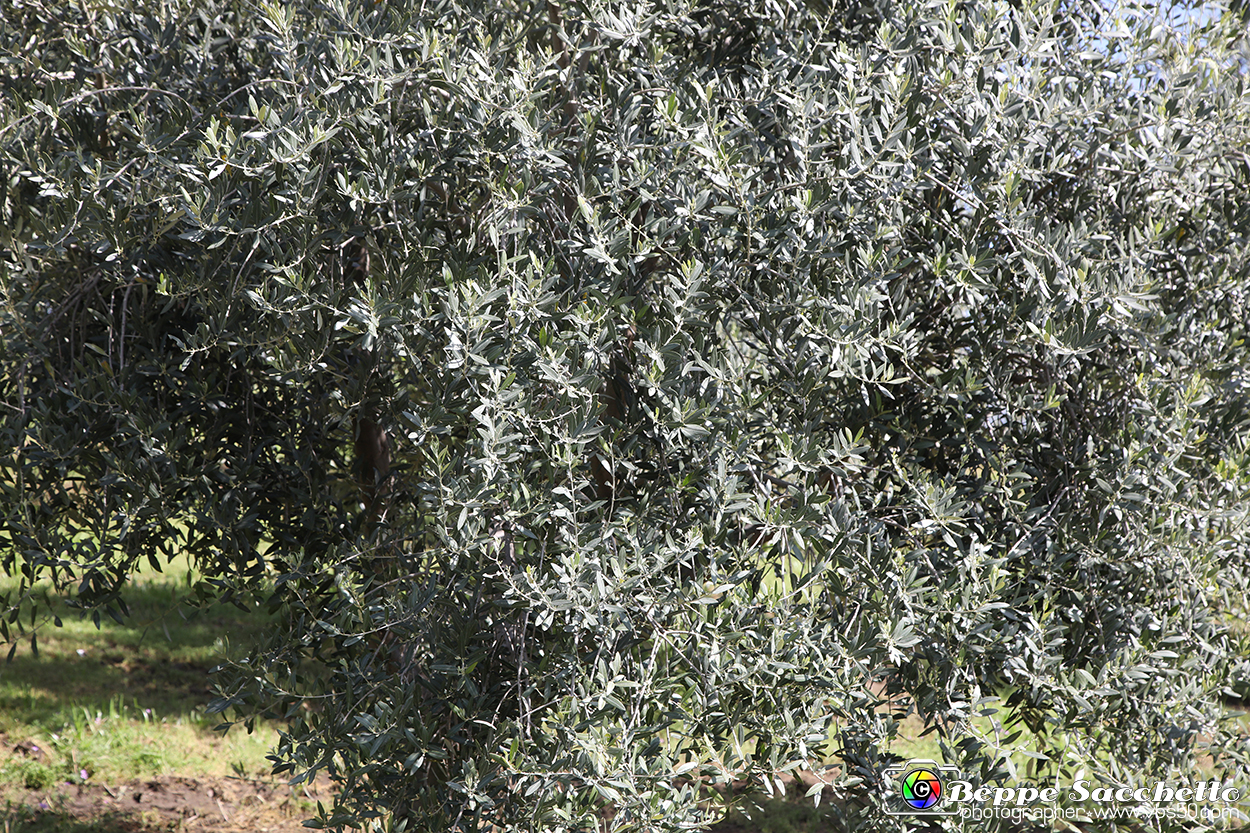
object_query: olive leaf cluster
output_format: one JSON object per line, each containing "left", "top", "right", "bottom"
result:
{"left": 2, "top": 0, "right": 1248, "bottom": 830}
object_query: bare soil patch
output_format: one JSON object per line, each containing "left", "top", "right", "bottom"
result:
{"left": 5, "top": 771, "right": 842, "bottom": 832}
{"left": 5, "top": 774, "right": 331, "bottom": 832}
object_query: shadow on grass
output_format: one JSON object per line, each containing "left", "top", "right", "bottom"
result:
{"left": 0, "top": 578, "right": 274, "bottom": 727}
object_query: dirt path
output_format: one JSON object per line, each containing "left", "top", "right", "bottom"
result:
{"left": 6, "top": 774, "right": 331, "bottom": 832}
{"left": 5, "top": 771, "right": 846, "bottom": 832}
{"left": 8, "top": 776, "right": 802, "bottom": 832}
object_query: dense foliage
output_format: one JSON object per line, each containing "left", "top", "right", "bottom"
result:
{"left": 3, "top": 0, "right": 1249, "bottom": 829}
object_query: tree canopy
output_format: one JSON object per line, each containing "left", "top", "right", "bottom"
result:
{"left": 2, "top": 0, "right": 1249, "bottom": 829}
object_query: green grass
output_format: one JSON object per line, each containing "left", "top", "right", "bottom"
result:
{"left": 0, "top": 554, "right": 279, "bottom": 791}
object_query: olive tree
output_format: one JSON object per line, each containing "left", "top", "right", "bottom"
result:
{"left": 2, "top": 0, "right": 1248, "bottom": 829}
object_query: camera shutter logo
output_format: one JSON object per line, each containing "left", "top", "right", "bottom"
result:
{"left": 900, "top": 766, "right": 944, "bottom": 810}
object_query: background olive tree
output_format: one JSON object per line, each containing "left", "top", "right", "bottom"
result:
{"left": 3, "top": 0, "right": 1249, "bottom": 830}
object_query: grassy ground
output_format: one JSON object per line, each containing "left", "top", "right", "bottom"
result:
{"left": 0, "top": 556, "right": 328, "bottom": 831}
{"left": 1, "top": 555, "right": 275, "bottom": 785}
{"left": 2, "top": 557, "right": 1246, "bottom": 832}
